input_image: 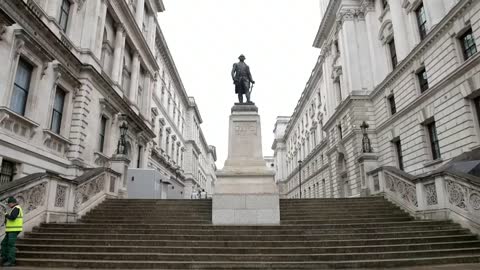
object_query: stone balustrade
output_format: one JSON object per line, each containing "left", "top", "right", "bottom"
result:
{"left": 0, "top": 168, "right": 121, "bottom": 237}
{"left": 367, "top": 166, "right": 480, "bottom": 234}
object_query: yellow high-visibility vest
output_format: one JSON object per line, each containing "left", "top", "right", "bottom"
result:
{"left": 5, "top": 205, "right": 23, "bottom": 232}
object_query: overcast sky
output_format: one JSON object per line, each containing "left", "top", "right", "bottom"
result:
{"left": 158, "top": 0, "right": 321, "bottom": 167}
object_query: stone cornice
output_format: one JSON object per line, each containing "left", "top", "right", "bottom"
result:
{"left": 313, "top": 0, "right": 341, "bottom": 48}
{"left": 370, "top": 0, "right": 473, "bottom": 99}
{"left": 155, "top": 25, "right": 190, "bottom": 107}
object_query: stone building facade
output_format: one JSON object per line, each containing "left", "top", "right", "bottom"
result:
{"left": 0, "top": 0, "right": 216, "bottom": 197}
{"left": 273, "top": 0, "right": 480, "bottom": 198}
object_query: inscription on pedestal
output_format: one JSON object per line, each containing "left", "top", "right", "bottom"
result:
{"left": 234, "top": 122, "right": 257, "bottom": 136}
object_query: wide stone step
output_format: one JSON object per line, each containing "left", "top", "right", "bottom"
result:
{"left": 281, "top": 217, "right": 413, "bottom": 224}
{"left": 17, "top": 247, "right": 480, "bottom": 262}
{"left": 280, "top": 213, "right": 410, "bottom": 220}
{"left": 17, "top": 240, "right": 480, "bottom": 254}
{"left": 15, "top": 255, "right": 480, "bottom": 269}
{"left": 17, "top": 235, "right": 477, "bottom": 247}
{"left": 80, "top": 218, "right": 212, "bottom": 224}
{"left": 23, "top": 229, "right": 470, "bottom": 241}
{"left": 39, "top": 220, "right": 455, "bottom": 230}
{"left": 33, "top": 224, "right": 461, "bottom": 235}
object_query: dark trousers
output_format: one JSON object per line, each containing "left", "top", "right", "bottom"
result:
{"left": 1, "top": 232, "right": 19, "bottom": 263}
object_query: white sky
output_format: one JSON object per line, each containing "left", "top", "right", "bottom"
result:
{"left": 158, "top": 0, "right": 321, "bottom": 167}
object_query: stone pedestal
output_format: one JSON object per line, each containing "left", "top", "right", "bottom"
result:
{"left": 110, "top": 154, "right": 130, "bottom": 198}
{"left": 213, "top": 104, "right": 280, "bottom": 225}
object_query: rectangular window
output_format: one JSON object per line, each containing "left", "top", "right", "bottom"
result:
{"left": 50, "top": 88, "right": 66, "bottom": 134}
{"left": 474, "top": 96, "right": 480, "bottom": 128}
{"left": 137, "top": 145, "right": 142, "bottom": 168}
{"left": 0, "top": 160, "right": 15, "bottom": 185}
{"left": 460, "top": 28, "right": 477, "bottom": 60}
{"left": 394, "top": 139, "right": 404, "bottom": 170}
{"left": 11, "top": 58, "right": 33, "bottom": 115}
{"left": 382, "top": 0, "right": 389, "bottom": 9}
{"left": 427, "top": 121, "right": 441, "bottom": 160}
{"left": 59, "top": 0, "right": 71, "bottom": 32}
{"left": 416, "top": 3, "right": 427, "bottom": 40}
{"left": 99, "top": 116, "right": 107, "bottom": 153}
{"left": 417, "top": 67, "right": 429, "bottom": 93}
{"left": 335, "top": 79, "right": 342, "bottom": 104}
{"left": 338, "top": 124, "right": 343, "bottom": 140}
{"left": 388, "top": 95, "right": 397, "bottom": 115}
{"left": 388, "top": 39, "right": 398, "bottom": 68}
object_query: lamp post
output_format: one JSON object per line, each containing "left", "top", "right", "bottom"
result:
{"left": 298, "top": 160, "right": 303, "bottom": 199}
{"left": 360, "top": 121, "right": 372, "bottom": 153}
{"left": 116, "top": 122, "right": 129, "bottom": 155}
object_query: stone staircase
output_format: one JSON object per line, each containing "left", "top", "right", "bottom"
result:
{"left": 14, "top": 197, "right": 480, "bottom": 269}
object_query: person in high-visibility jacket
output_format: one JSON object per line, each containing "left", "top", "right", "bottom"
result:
{"left": 1, "top": 197, "right": 23, "bottom": 267}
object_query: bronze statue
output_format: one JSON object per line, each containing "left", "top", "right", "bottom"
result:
{"left": 231, "top": 54, "right": 255, "bottom": 104}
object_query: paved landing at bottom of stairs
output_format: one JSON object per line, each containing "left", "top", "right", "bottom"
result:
{"left": 8, "top": 265, "right": 480, "bottom": 270}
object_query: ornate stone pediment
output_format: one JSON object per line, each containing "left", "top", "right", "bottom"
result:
{"left": 99, "top": 98, "right": 118, "bottom": 116}
{"left": 53, "top": 63, "right": 81, "bottom": 89}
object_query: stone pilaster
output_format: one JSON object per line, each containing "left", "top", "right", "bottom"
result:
{"left": 67, "top": 83, "right": 92, "bottom": 162}
{"left": 111, "top": 24, "right": 125, "bottom": 84}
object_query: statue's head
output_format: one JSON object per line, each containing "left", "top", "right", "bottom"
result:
{"left": 238, "top": 54, "right": 246, "bottom": 61}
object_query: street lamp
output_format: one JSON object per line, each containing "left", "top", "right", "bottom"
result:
{"left": 298, "top": 160, "right": 303, "bottom": 199}
{"left": 116, "top": 122, "right": 129, "bottom": 155}
{"left": 360, "top": 121, "right": 372, "bottom": 153}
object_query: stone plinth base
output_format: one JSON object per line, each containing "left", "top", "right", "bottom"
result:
{"left": 213, "top": 103, "right": 280, "bottom": 225}
{"left": 213, "top": 193, "right": 280, "bottom": 225}
{"left": 213, "top": 171, "right": 280, "bottom": 225}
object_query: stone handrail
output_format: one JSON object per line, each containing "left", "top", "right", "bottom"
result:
{"left": 367, "top": 166, "right": 480, "bottom": 234}
{"left": 0, "top": 168, "right": 121, "bottom": 237}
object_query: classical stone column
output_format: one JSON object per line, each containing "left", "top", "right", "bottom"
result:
{"left": 95, "top": 0, "right": 108, "bottom": 57}
{"left": 389, "top": 0, "right": 411, "bottom": 61}
{"left": 135, "top": 0, "right": 146, "bottom": 27}
{"left": 111, "top": 24, "right": 126, "bottom": 83}
{"left": 129, "top": 51, "right": 140, "bottom": 104}
{"left": 144, "top": 74, "right": 152, "bottom": 118}
{"left": 363, "top": 3, "right": 390, "bottom": 85}
{"left": 424, "top": 0, "right": 446, "bottom": 28}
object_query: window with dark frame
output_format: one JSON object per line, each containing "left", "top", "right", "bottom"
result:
{"left": 11, "top": 58, "right": 33, "bottom": 116}
{"left": 460, "top": 28, "right": 477, "bottom": 60}
{"left": 338, "top": 124, "right": 343, "bottom": 140}
{"left": 417, "top": 67, "right": 429, "bottom": 93}
{"left": 382, "top": 0, "right": 389, "bottom": 9}
{"left": 137, "top": 145, "right": 142, "bottom": 168}
{"left": 394, "top": 139, "right": 404, "bottom": 170}
{"left": 388, "top": 95, "right": 397, "bottom": 115}
{"left": 59, "top": 0, "right": 71, "bottom": 32}
{"left": 0, "top": 160, "right": 15, "bottom": 185}
{"left": 474, "top": 96, "right": 480, "bottom": 128}
{"left": 388, "top": 38, "right": 398, "bottom": 68}
{"left": 427, "top": 121, "right": 441, "bottom": 160}
{"left": 99, "top": 116, "right": 107, "bottom": 153}
{"left": 50, "top": 87, "right": 66, "bottom": 134}
{"left": 415, "top": 3, "right": 427, "bottom": 40}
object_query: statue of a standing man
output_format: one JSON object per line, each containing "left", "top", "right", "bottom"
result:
{"left": 231, "top": 54, "right": 255, "bottom": 104}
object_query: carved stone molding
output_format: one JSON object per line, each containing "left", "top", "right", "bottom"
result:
{"left": 424, "top": 183, "right": 438, "bottom": 206}
{"left": 54, "top": 185, "right": 68, "bottom": 207}
{"left": 385, "top": 173, "right": 418, "bottom": 207}
{"left": 336, "top": 8, "right": 365, "bottom": 25}
{"left": 0, "top": 107, "right": 39, "bottom": 140}
{"left": 43, "top": 129, "right": 72, "bottom": 157}
{"left": 74, "top": 175, "right": 106, "bottom": 212}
